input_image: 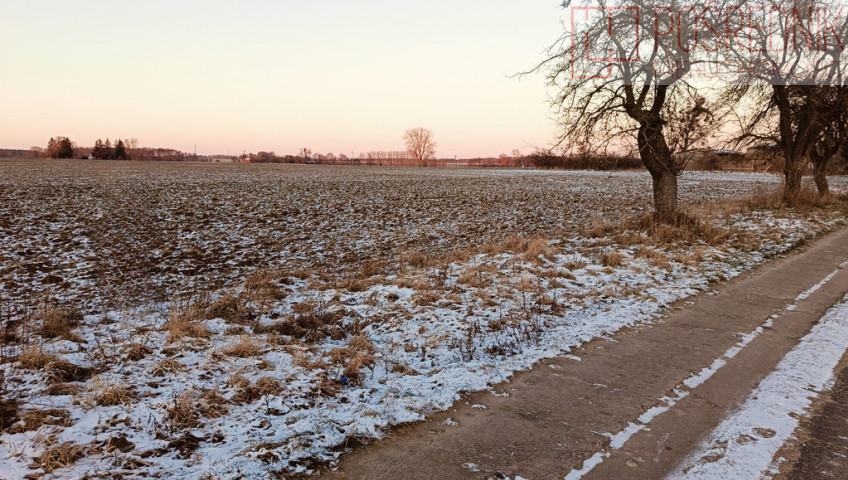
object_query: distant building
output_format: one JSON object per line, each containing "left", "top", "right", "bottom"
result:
{"left": 684, "top": 149, "right": 748, "bottom": 171}
{"left": 744, "top": 144, "right": 783, "bottom": 172}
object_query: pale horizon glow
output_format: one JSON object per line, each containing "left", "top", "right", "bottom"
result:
{"left": 0, "top": 1, "right": 565, "bottom": 158}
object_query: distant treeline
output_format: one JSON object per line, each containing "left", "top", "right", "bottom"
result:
{"left": 0, "top": 148, "right": 41, "bottom": 159}
{"left": 6, "top": 137, "right": 643, "bottom": 171}
{"left": 529, "top": 152, "right": 643, "bottom": 170}
{"left": 24, "top": 137, "right": 200, "bottom": 162}
{"left": 241, "top": 151, "right": 640, "bottom": 170}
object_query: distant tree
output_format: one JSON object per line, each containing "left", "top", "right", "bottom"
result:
{"left": 92, "top": 138, "right": 117, "bottom": 159}
{"left": 114, "top": 139, "right": 128, "bottom": 160}
{"left": 125, "top": 138, "right": 139, "bottom": 160}
{"left": 299, "top": 147, "right": 312, "bottom": 161}
{"left": 403, "top": 128, "right": 437, "bottom": 166}
{"left": 46, "top": 137, "right": 74, "bottom": 159}
{"left": 93, "top": 139, "right": 104, "bottom": 159}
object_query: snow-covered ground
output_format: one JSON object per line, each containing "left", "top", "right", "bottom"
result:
{"left": 1, "top": 161, "right": 848, "bottom": 479}
{"left": 670, "top": 294, "right": 848, "bottom": 480}
{"left": 1, "top": 160, "right": 828, "bottom": 310}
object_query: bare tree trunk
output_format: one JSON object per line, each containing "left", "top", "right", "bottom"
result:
{"left": 811, "top": 150, "right": 830, "bottom": 197}
{"left": 782, "top": 154, "right": 805, "bottom": 204}
{"left": 652, "top": 171, "right": 678, "bottom": 219}
{"left": 637, "top": 117, "right": 679, "bottom": 220}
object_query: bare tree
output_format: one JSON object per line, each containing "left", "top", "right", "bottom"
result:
{"left": 664, "top": 93, "right": 722, "bottom": 167}
{"left": 720, "top": 0, "right": 847, "bottom": 202}
{"left": 403, "top": 128, "right": 437, "bottom": 166}
{"left": 125, "top": 138, "right": 140, "bottom": 160}
{"left": 810, "top": 87, "right": 848, "bottom": 195}
{"left": 533, "top": 0, "right": 724, "bottom": 220}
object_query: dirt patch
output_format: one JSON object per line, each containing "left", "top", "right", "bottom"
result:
{"left": 781, "top": 362, "right": 848, "bottom": 479}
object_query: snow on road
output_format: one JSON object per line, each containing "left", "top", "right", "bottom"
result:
{"left": 670, "top": 295, "right": 848, "bottom": 480}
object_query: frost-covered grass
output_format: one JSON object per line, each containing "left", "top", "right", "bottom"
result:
{"left": 1, "top": 160, "right": 848, "bottom": 479}
{"left": 2, "top": 159, "right": 830, "bottom": 310}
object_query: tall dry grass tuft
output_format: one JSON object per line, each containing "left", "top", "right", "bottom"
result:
{"left": 18, "top": 345, "right": 58, "bottom": 370}
{"left": 242, "top": 271, "right": 285, "bottom": 304}
{"left": 30, "top": 441, "right": 85, "bottom": 474}
{"left": 582, "top": 219, "right": 618, "bottom": 239}
{"left": 221, "top": 336, "right": 263, "bottom": 358}
{"left": 36, "top": 304, "right": 83, "bottom": 342}
{"left": 232, "top": 377, "right": 284, "bottom": 404}
{"left": 523, "top": 237, "right": 554, "bottom": 264}
{"left": 626, "top": 211, "right": 731, "bottom": 246}
{"left": 206, "top": 294, "right": 254, "bottom": 325}
{"left": 634, "top": 246, "right": 671, "bottom": 269}
{"left": 326, "top": 334, "right": 377, "bottom": 385}
{"left": 600, "top": 251, "right": 625, "bottom": 267}
{"left": 162, "top": 297, "right": 211, "bottom": 342}
{"left": 95, "top": 385, "right": 138, "bottom": 406}
{"left": 692, "top": 185, "right": 847, "bottom": 218}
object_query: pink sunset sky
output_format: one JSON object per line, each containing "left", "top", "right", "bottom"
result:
{"left": 0, "top": 1, "right": 565, "bottom": 158}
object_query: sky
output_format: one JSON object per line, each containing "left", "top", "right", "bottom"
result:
{"left": 0, "top": 1, "right": 566, "bottom": 158}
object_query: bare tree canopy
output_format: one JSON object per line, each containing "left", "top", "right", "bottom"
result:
{"left": 715, "top": 0, "right": 848, "bottom": 201}
{"left": 535, "top": 0, "right": 729, "bottom": 219}
{"left": 403, "top": 128, "right": 437, "bottom": 166}
{"left": 537, "top": 0, "right": 847, "bottom": 212}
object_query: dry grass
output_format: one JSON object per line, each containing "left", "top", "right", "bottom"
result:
{"left": 125, "top": 343, "right": 153, "bottom": 361}
{"left": 634, "top": 246, "right": 672, "bottom": 269}
{"left": 36, "top": 304, "right": 83, "bottom": 342}
{"left": 162, "top": 300, "right": 211, "bottom": 342}
{"left": 221, "top": 336, "right": 263, "bottom": 358}
{"left": 232, "top": 377, "right": 284, "bottom": 404}
{"left": 0, "top": 398, "right": 19, "bottom": 432}
{"left": 400, "top": 251, "right": 431, "bottom": 269}
{"left": 30, "top": 441, "right": 85, "bottom": 474}
{"left": 241, "top": 270, "right": 286, "bottom": 306}
{"left": 168, "top": 391, "right": 202, "bottom": 430}
{"left": 206, "top": 294, "right": 255, "bottom": 325}
{"left": 600, "top": 251, "right": 625, "bottom": 267}
{"left": 151, "top": 358, "right": 185, "bottom": 376}
{"left": 457, "top": 265, "right": 497, "bottom": 288}
{"left": 625, "top": 212, "right": 731, "bottom": 246}
{"left": 18, "top": 345, "right": 58, "bottom": 369}
{"left": 523, "top": 236, "right": 554, "bottom": 263}
{"left": 197, "top": 388, "right": 230, "bottom": 419}
{"left": 44, "top": 359, "right": 93, "bottom": 384}
{"left": 44, "top": 383, "right": 83, "bottom": 396}
{"left": 690, "top": 185, "right": 848, "bottom": 225}
{"left": 326, "top": 335, "right": 377, "bottom": 385}
{"left": 582, "top": 219, "right": 618, "bottom": 239}
{"left": 9, "top": 408, "right": 73, "bottom": 433}
{"left": 168, "top": 389, "right": 229, "bottom": 427}
{"left": 564, "top": 259, "right": 588, "bottom": 270}
{"left": 96, "top": 385, "right": 138, "bottom": 406}
{"left": 412, "top": 291, "right": 441, "bottom": 306}
{"left": 254, "top": 308, "right": 348, "bottom": 343}
{"left": 673, "top": 248, "right": 707, "bottom": 266}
